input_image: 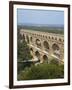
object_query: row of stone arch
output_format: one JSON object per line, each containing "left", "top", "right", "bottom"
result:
{"left": 30, "top": 48, "right": 59, "bottom": 64}
{"left": 30, "top": 48, "right": 49, "bottom": 63}
{"left": 24, "top": 34, "right": 60, "bottom": 50}
{"left": 21, "top": 33, "right": 61, "bottom": 59}
{"left": 23, "top": 32, "right": 64, "bottom": 42}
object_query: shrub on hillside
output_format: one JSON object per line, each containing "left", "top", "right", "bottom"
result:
{"left": 18, "top": 63, "right": 64, "bottom": 80}
{"left": 50, "top": 58, "right": 59, "bottom": 65}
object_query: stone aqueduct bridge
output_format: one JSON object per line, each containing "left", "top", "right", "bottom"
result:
{"left": 20, "top": 29, "right": 64, "bottom": 64}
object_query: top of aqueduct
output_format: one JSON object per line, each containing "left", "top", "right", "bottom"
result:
{"left": 20, "top": 29, "right": 64, "bottom": 42}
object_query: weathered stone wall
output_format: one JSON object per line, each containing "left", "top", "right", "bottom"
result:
{"left": 20, "top": 29, "right": 64, "bottom": 64}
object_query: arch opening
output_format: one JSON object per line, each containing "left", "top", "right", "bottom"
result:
{"left": 59, "top": 38, "right": 62, "bottom": 41}
{"left": 52, "top": 37, "right": 54, "bottom": 39}
{"left": 43, "top": 41, "right": 49, "bottom": 52}
{"left": 30, "top": 48, "right": 33, "bottom": 52}
{"left": 35, "top": 39, "right": 41, "bottom": 48}
{"left": 55, "top": 37, "right": 57, "bottom": 40}
{"left": 35, "top": 51, "right": 40, "bottom": 59}
{"left": 35, "top": 51, "right": 41, "bottom": 63}
{"left": 30, "top": 37, "right": 32, "bottom": 42}
{"left": 43, "top": 55, "right": 48, "bottom": 63}
{"left": 52, "top": 43, "right": 60, "bottom": 58}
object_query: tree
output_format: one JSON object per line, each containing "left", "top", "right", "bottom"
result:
{"left": 17, "top": 28, "right": 33, "bottom": 61}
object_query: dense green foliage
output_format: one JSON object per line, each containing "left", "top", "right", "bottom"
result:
{"left": 17, "top": 62, "right": 34, "bottom": 74}
{"left": 18, "top": 63, "right": 64, "bottom": 80}
{"left": 17, "top": 40, "right": 33, "bottom": 61}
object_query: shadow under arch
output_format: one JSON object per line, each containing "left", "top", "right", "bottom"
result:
{"left": 30, "top": 36, "right": 33, "bottom": 42}
{"left": 43, "top": 55, "right": 48, "bottom": 63}
{"left": 35, "top": 39, "right": 41, "bottom": 48}
{"left": 43, "top": 41, "right": 49, "bottom": 52}
{"left": 52, "top": 43, "right": 60, "bottom": 58}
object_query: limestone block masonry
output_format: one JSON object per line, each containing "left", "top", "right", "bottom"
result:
{"left": 20, "top": 29, "right": 64, "bottom": 64}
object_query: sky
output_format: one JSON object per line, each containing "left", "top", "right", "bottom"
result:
{"left": 17, "top": 9, "right": 64, "bottom": 26}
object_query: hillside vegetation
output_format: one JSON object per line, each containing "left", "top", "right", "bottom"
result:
{"left": 18, "top": 25, "right": 64, "bottom": 35}
{"left": 18, "top": 63, "right": 64, "bottom": 80}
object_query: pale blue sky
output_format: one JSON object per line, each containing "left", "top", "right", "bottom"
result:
{"left": 17, "top": 9, "right": 64, "bottom": 26}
